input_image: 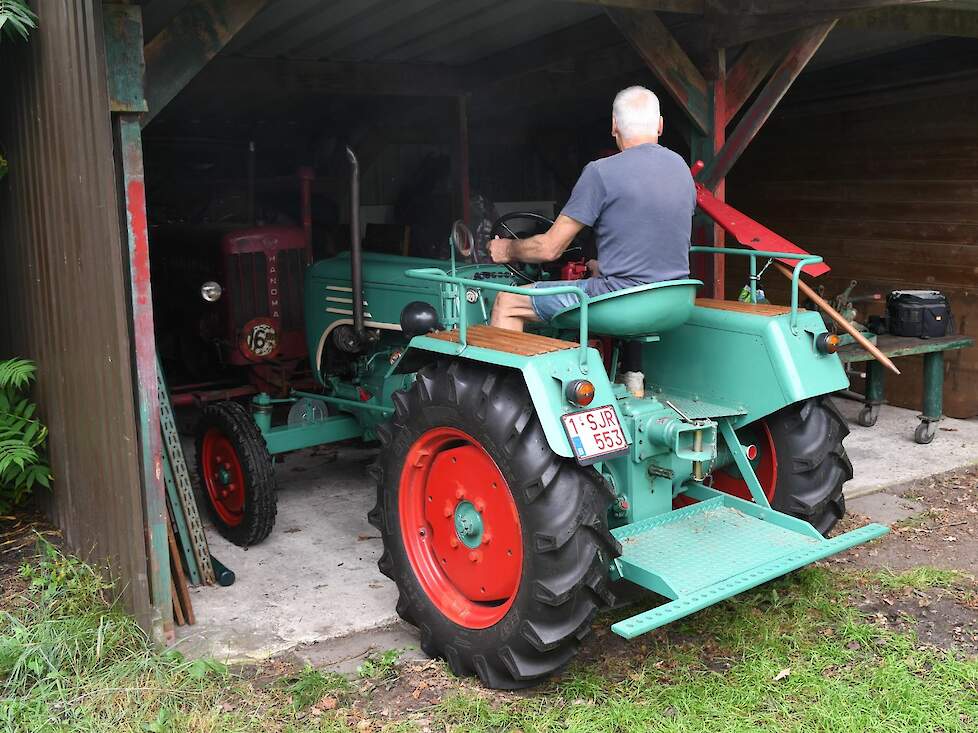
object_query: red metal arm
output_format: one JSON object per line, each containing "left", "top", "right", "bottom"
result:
{"left": 691, "top": 162, "right": 830, "bottom": 278}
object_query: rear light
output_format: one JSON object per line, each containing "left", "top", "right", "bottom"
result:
{"left": 566, "top": 379, "right": 595, "bottom": 406}
{"left": 816, "top": 333, "right": 840, "bottom": 354}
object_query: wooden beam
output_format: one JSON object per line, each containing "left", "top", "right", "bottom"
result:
{"left": 173, "top": 56, "right": 467, "bottom": 105}
{"left": 605, "top": 7, "right": 711, "bottom": 134}
{"left": 706, "top": 0, "right": 933, "bottom": 14}
{"left": 143, "top": 0, "right": 271, "bottom": 126}
{"left": 840, "top": 5, "right": 978, "bottom": 37}
{"left": 701, "top": 21, "right": 835, "bottom": 190}
{"left": 724, "top": 32, "right": 795, "bottom": 123}
{"left": 561, "top": 0, "right": 706, "bottom": 12}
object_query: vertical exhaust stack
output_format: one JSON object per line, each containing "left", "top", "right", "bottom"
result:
{"left": 346, "top": 146, "right": 366, "bottom": 342}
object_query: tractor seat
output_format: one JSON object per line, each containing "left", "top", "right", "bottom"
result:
{"left": 549, "top": 279, "right": 702, "bottom": 337}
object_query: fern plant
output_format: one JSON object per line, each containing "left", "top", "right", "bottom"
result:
{"left": 0, "top": 358, "right": 51, "bottom": 512}
{"left": 0, "top": 0, "right": 37, "bottom": 42}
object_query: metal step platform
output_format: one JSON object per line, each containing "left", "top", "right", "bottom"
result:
{"left": 610, "top": 491, "right": 888, "bottom": 638}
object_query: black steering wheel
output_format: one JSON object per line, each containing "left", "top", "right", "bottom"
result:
{"left": 489, "top": 211, "right": 557, "bottom": 284}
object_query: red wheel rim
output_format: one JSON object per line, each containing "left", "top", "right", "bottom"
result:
{"left": 711, "top": 421, "right": 778, "bottom": 503}
{"left": 201, "top": 428, "right": 247, "bottom": 527}
{"left": 399, "top": 427, "right": 523, "bottom": 629}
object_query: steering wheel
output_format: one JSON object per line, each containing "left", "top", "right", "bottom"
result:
{"left": 488, "top": 211, "right": 557, "bottom": 284}
{"left": 450, "top": 219, "right": 477, "bottom": 262}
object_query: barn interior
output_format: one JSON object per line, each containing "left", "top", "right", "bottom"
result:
{"left": 131, "top": 1, "right": 978, "bottom": 659}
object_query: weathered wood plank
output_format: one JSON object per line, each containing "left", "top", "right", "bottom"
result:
{"left": 143, "top": 0, "right": 272, "bottom": 126}
{"left": 605, "top": 7, "right": 710, "bottom": 134}
{"left": 724, "top": 33, "right": 794, "bottom": 124}
{"left": 428, "top": 325, "right": 578, "bottom": 356}
{"left": 701, "top": 21, "right": 836, "bottom": 189}
{"left": 840, "top": 5, "right": 978, "bottom": 38}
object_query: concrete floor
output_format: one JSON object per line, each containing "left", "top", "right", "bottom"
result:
{"left": 175, "top": 398, "right": 978, "bottom": 664}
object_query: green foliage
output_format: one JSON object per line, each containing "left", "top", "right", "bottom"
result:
{"left": 283, "top": 665, "right": 350, "bottom": 710}
{"left": 0, "top": 358, "right": 51, "bottom": 512}
{"left": 0, "top": 0, "right": 36, "bottom": 43}
{"left": 356, "top": 648, "right": 401, "bottom": 680}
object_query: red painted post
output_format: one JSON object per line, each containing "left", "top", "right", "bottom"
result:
{"left": 117, "top": 115, "right": 172, "bottom": 640}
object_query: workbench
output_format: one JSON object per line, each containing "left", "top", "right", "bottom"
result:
{"left": 837, "top": 334, "right": 974, "bottom": 444}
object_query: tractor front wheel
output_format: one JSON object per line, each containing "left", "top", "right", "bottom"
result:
{"left": 370, "top": 361, "right": 620, "bottom": 689}
{"left": 195, "top": 401, "right": 277, "bottom": 546}
{"left": 711, "top": 395, "right": 851, "bottom": 536}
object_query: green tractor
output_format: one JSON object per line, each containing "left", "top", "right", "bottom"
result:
{"left": 195, "top": 148, "right": 886, "bottom": 689}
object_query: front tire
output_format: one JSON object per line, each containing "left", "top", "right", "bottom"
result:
{"left": 369, "top": 360, "right": 620, "bottom": 689}
{"left": 195, "top": 401, "right": 277, "bottom": 546}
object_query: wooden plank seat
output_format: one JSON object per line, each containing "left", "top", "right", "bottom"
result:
{"left": 427, "top": 325, "right": 577, "bottom": 356}
{"left": 695, "top": 298, "right": 800, "bottom": 317}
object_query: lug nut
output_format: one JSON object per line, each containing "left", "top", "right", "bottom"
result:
{"left": 468, "top": 551, "right": 481, "bottom": 563}
{"left": 449, "top": 537, "right": 459, "bottom": 548}
{"left": 455, "top": 488, "right": 465, "bottom": 500}
{"left": 474, "top": 499, "right": 485, "bottom": 513}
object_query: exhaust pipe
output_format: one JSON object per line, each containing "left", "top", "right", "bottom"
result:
{"left": 346, "top": 146, "right": 365, "bottom": 341}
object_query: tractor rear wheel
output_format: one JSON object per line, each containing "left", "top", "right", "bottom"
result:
{"left": 711, "top": 395, "right": 851, "bottom": 536}
{"left": 195, "top": 400, "right": 277, "bottom": 546}
{"left": 369, "top": 360, "right": 620, "bottom": 689}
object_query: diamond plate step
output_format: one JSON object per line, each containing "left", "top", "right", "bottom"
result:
{"left": 652, "top": 391, "right": 746, "bottom": 420}
{"left": 610, "top": 496, "right": 888, "bottom": 638}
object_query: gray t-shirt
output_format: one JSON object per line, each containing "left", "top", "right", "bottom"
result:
{"left": 560, "top": 144, "right": 695, "bottom": 294}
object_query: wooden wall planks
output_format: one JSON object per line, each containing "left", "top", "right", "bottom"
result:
{"left": 728, "top": 92, "right": 978, "bottom": 418}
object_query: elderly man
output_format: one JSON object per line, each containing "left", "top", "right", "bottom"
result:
{"left": 489, "top": 85, "right": 696, "bottom": 332}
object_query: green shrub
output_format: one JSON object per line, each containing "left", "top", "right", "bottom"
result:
{"left": 0, "top": 0, "right": 37, "bottom": 43}
{"left": 0, "top": 359, "right": 51, "bottom": 512}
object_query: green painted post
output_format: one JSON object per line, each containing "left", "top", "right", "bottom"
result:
{"left": 865, "top": 361, "right": 886, "bottom": 405}
{"left": 921, "top": 351, "right": 944, "bottom": 421}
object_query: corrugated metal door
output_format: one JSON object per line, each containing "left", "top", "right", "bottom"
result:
{"left": 0, "top": 1, "right": 151, "bottom": 627}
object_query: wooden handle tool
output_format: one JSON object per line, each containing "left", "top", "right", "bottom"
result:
{"left": 774, "top": 262, "right": 900, "bottom": 375}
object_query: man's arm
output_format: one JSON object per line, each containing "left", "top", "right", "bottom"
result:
{"left": 488, "top": 214, "right": 584, "bottom": 264}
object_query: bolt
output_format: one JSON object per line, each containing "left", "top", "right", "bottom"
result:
{"left": 468, "top": 551, "right": 481, "bottom": 563}
{"left": 482, "top": 531, "right": 492, "bottom": 545}
{"left": 449, "top": 537, "right": 459, "bottom": 548}
{"left": 474, "top": 499, "right": 485, "bottom": 513}
{"left": 455, "top": 488, "right": 465, "bottom": 500}
{"left": 443, "top": 504, "right": 453, "bottom": 518}
{"left": 223, "top": 462, "right": 232, "bottom": 471}
{"left": 215, "top": 455, "right": 223, "bottom": 463}
{"left": 418, "top": 528, "right": 426, "bottom": 537}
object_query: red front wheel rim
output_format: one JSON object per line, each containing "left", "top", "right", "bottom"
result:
{"left": 399, "top": 427, "right": 523, "bottom": 629}
{"left": 201, "top": 428, "right": 247, "bottom": 527}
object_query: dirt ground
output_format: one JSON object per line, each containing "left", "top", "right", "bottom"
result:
{"left": 0, "top": 507, "right": 60, "bottom": 608}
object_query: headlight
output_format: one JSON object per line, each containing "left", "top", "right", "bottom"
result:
{"left": 201, "top": 281, "right": 223, "bottom": 302}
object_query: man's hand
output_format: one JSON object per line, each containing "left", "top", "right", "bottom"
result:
{"left": 586, "top": 259, "right": 600, "bottom": 277}
{"left": 489, "top": 236, "right": 514, "bottom": 264}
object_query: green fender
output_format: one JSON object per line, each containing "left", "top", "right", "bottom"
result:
{"left": 392, "top": 336, "right": 626, "bottom": 460}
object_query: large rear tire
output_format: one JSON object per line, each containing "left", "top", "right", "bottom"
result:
{"left": 711, "top": 395, "right": 851, "bottom": 536}
{"left": 369, "top": 360, "right": 620, "bottom": 689}
{"left": 195, "top": 401, "right": 277, "bottom": 546}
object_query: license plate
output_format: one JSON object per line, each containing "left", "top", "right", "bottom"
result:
{"left": 561, "top": 405, "right": 628, "bottom": 464}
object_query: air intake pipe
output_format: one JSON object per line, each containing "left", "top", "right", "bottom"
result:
{"left": 346, "top": 146, "right": 366, "bottom": 342}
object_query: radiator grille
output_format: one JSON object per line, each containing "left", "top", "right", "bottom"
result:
{"left": 277, "top": 248, "right": 305, "bottom": 330}
{"left": 228, "top": 252, "right": 268, "bottom": 331}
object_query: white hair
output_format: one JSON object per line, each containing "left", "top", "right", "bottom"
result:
{"left": 612, "top": 86, "right": 661, "bottom": 140}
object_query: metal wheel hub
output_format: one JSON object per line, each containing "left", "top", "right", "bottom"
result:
{"left": 453, "top": 500, "right": 484, "bottom": 549}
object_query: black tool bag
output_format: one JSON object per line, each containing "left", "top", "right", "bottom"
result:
{"left": 886, "top": 290, "right": 952, "bottom": 338}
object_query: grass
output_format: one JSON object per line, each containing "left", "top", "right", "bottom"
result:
{"left": 431, "top": 571, "right": 978, "bottom": 733}
{"left": 1, "top": 544, "right": 976, "bottom": 732}
{"left": 872, "top": 567, "right": 967, "bottom": 591}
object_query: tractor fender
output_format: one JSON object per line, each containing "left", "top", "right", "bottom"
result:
{"left": 392, "top": 336, "right": 626, "bottom": 460}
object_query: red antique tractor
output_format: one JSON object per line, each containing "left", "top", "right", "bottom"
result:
{"left": 168, "top": 168, "right": 316, "bottom": 406}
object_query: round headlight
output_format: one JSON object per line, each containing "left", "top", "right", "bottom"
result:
{"left": 201, "top": 281, "right": 223, "bottom": 302}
